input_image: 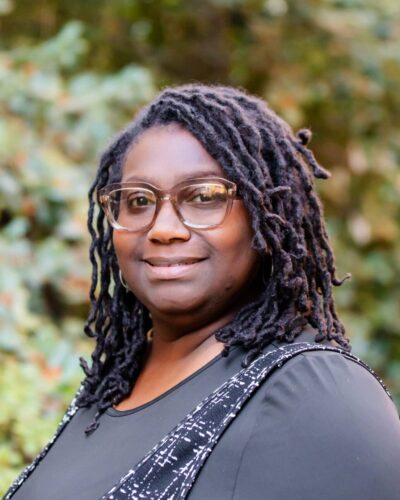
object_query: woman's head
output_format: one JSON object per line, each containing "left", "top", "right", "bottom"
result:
{"left": 111, "top": 125, "right": 261, "bottom": 331}
{"left": 78, "top": 83, "right": 350, "bottom": 434}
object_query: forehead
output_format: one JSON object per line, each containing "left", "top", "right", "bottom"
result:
{"left": 121, "top": 125, "right": 225, "bottom": 187}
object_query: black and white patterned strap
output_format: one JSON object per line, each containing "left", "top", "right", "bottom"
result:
{"left": 98, "top": 342, "right": 391, "bottom": 500}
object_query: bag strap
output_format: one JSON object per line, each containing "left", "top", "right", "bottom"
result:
{"left": 99, "top": 342, "right": 391, "bottom": 500}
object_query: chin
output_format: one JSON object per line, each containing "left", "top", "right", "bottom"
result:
{"left": 146, "top": 292, "right": 205, "bottom": 316}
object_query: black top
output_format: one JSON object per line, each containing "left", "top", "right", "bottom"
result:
{"left": 11, "top": 331, "right": 400, "bottom": 500}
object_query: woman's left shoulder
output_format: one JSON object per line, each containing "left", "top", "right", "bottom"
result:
{"left": 230, "top": 345, "right": 400, "bottom": 500}
{"left": 262, "top": 344, "right": 399, "bottom": 423}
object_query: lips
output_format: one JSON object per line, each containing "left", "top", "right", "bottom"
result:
{"left": 142, "top": 256, "right": 207, "bottom": 279}
{"left": 143, "top": 256, "right": 206, "bottom": 267}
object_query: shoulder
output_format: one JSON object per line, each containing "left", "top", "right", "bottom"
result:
{"left": 264, "top": 346, "right": 395, "bottom": 411}
{"left": 232, "top": 347, "right": 400, "bottom": 500}
{"left": 259, "top": 346, "right": 399, "bottom": 440}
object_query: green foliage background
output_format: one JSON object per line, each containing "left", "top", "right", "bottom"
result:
{"left": 0, "top": 0, "right": 399, "bottom": 492}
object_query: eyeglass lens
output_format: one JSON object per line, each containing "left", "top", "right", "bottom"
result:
{"left": 107, "top": 182, "right": 230, "bottom": 231}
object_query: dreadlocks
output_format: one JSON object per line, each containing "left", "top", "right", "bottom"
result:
{"left": 75, "top": 83, "right": 351, "bottom": 435}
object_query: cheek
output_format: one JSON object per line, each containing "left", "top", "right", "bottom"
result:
{"left": 112, "top": 232, "right": 141, "bottom": 268}
{"left": 112, "top": 232, "right": 127, "bottom": 264}
{"left": 209, "top": 212, "right": 259, "bottom": 288}
{"left": 221, "top": 246, "right": 259, "bottom": 291}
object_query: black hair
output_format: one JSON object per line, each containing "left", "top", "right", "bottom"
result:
{"left": 75, "top": 83, "right": 350, "bottom": 435}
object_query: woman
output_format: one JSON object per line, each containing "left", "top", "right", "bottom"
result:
{"left": 6, "top": 84, "right": 400, "bottom": 499}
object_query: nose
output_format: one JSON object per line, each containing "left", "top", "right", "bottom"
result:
{"left": 147, "top": 198, "right": 191, "bottom": 243}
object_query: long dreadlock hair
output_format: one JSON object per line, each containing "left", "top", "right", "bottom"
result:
{"left": 76, "top": 83, "right": 351, "bottom": 435}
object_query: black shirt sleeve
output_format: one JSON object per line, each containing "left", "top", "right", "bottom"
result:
{"left": 232, "top": 350, "right": 400, "bottom": 500}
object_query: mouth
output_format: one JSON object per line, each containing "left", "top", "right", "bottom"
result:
{"left": 142, "top": 256, "right": 207, "bottom": 279}
{"left": 143, "top": 256, "right": 207, "bottom": 267}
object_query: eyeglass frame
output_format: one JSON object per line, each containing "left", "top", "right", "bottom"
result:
{"left": 98, "top": 176, "right": 240, "bottom": 232}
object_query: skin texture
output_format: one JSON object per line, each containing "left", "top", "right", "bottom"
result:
{"left": 113, "top": 124, "right": 261, "bottom": 409}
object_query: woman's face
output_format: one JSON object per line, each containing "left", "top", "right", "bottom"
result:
{"left": 113, "top": 125, "right": 261, "bottom": 328}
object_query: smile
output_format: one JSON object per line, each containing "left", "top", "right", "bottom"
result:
{"left": 142, "top": 257, "right": 207, "bottom": 280}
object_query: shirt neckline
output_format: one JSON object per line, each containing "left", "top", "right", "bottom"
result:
{"left": 105, "top": 330, "right": 323, "bottom": 418}
{"left": 106, "top": 348, "right": 234, "bottom": 417}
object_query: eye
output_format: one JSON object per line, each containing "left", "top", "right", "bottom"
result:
{"left": 184, "top": 185, "right": 227, "bottom": 205}
{"left": 125, "top": 190, "right": 156, "bottom": 209}
{"left": 128, "top": 195, "right": 148, "bottom": 207}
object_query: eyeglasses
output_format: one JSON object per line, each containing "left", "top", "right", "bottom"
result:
{"left": 98, "top": 177, "right": 239, "bottom": 232}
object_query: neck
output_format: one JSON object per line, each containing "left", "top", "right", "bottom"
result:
{"left": 145, "top": 273, "right": 263, "bottom": 365}
{"left": 148, "top": 312, "right": 234, "bottom": 364}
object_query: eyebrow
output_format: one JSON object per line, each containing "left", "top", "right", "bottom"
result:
{"left": 122, "top": 169, "right": 225, "bottom": 184}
